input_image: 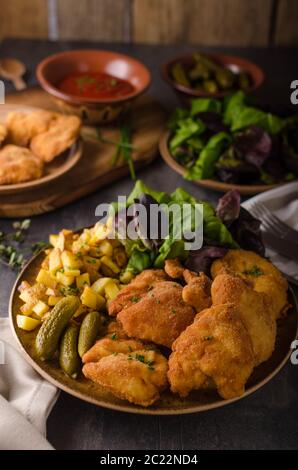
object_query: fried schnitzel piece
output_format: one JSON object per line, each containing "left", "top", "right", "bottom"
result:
{"left": 0, "top": 123, "right": 7, "bottom": 145}
{"left": 182, "top": 271, "right": 212, "bottom": 312}
{"left": 168, "top": 304, "right": 254, "bottom": 399}
{"left": 82, "top": 336, "right": 146, "bottom": 364}
{"left": 83, "top": 350, "right": 168, "bottom": 407}
{"left": 164, "top": 259, "right": 184, "bottom": 279}
{"left": 30, "top": 115, "right": 81, "bottom": 162}
{"left": 0, "top": 145, "right": 44, "bottom": 185}
{"left": 211, "top": 273, "right": 276, "bottom": 365}
{"left": 164, "top": 260, "right": 212, "bottom": 312}
{"left": 211, "top": 249, "right": 288, "bottom": 319}
{"left": 116, "top": 281, "right": 195, "bottom": 348}
{"left": 108, "top": 269, "right": 168, "bottom": 317}
{"left": 107, "top": 320, "right": 128, "bottom": 339}
{"left": 6, "top": 110, "right": 55, "bottom": 146}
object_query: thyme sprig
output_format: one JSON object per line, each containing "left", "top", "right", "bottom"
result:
{"left": 0, "top": 219, "right": 49, "bottom": 271}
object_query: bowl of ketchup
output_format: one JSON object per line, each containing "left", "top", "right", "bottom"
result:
{"left": 37, "top": 49, "right": 151, "bottom": 124}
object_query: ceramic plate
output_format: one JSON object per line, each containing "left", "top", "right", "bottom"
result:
{"left": 159, "top": 130, "right": 288, "bottom": 196}
{"left": 0, "top": 104, "right": 82, "bottom": 195}
{"left": 9, "top": 250, "right": 298, "bottom": 415}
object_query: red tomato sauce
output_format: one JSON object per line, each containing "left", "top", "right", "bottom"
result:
{"left": 58, "top": 72, "right": 135, "bottom": 99}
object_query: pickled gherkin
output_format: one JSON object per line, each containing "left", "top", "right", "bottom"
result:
{"left": 59, "top": 324, "right": 81, "bottom": 378}
{"left": 35, "top": 296, "right": 80, "bottom": 360}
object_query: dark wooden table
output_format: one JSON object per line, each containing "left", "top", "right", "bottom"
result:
{"left": 0, "top": 38, "right": 298, "bottom": 450}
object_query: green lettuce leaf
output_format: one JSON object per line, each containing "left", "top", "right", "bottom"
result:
{"left": 191, "top": 97, "right": 222, "bottom": 116}
{"left": 186, "top": 132, "right": 232, "bottom": 180}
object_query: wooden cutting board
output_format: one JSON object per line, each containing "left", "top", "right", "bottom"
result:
{"left": 0, "top": 88, "right": 166, "bottom": 218}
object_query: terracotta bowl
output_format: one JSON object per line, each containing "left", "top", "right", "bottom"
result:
{"left": 161, "top": 52, "right": 264, "bottom": 103}
{"left": 37, "top": 49, "right": 151, "bottom": 124}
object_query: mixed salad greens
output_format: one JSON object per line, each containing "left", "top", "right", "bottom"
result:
{"left": 169, "top": 91, "right": 298, "bottom": 184}
{"left": 110, "top": 180, "right": 264, "bottom": 276}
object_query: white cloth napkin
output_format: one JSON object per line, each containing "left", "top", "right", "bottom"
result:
{"left": 243, "top": 181, "right": 298, "bottom": 282}
{"left": 0, "top": 317, "right": 59, "bottom": 450}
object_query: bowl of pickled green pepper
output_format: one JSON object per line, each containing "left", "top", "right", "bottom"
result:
{"left": 161, "top": 52, "right": 264, "bottom": 100}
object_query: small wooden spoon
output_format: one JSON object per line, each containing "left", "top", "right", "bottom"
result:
{"left": 0, "top": 58, "right": 27, "bottom": 91}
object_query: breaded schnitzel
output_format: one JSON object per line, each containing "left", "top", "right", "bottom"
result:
{"left": 6, "top": 110, "right": 55, "bottom": 146}
{"left": 83, "top": 349, "right": 168, "bottom": 407}
{"left": 110, "top": 276, "right": 195, "bottom": 347}
{"left": 211, "top": 249, "right": 288, "bottom": 319}
{"left": 0, "top": 123, "right": 7, "bottom": 145}
{"left": 168, "top": 303, "right": 254, "bottom": 399}
{"left": 30, "top": 115, "right": 81, "bottom": 162}
{"left": 211, "top": 273, "right": 276, "bottom": 365}
{"left": 0, "top": 144, "right": 44, "bottom": 185}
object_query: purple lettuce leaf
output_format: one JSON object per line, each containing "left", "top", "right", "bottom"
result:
{"left": 185, "top": 246, "right": 228, "bottom": 274}
{"left": 234, "top": 125, "right": 272, "bottom": 169}
{"left": 216, "top": 190, "right": 241, "bottom": 226}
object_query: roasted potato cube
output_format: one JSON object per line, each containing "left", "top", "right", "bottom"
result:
{"left": 61, "top": 250, "right": 83, "bottom": 270}
{"left": 91, "top": 277, "right": 115, "bottom": 295}
{"left": 81, "top": 286, "right": 97, "bottom": 309}
{"left": 49, "top": 234, "right": 59, "bottom": 248}
{"left": 73, "top": 304, "right": 89, "bottom": 318}
{"left": 20, "top": 302, "right": 34, "bottom": 316}
{"left": 49, "top": 248, "right": 63, "bottom": 274}
{"left": 36, "top": 269, "right": 57, "bottom": 289}
{"left": 55, "top": 229, "right": 74, "bottom": 251}
{"left": 89, "top": 223, "right": 110, "bottom": 244}
{"left": 17, "top": 315, "right": 41, "bottom": 331}
{"left": 56, "top": 271, "right": 75, "bottom": 286}
{"left": 113, "top": 247, "right": 127, "bottom": 268}
{"left": 104, "top": 281, "right": 120, "bottom": 301}
{"left": 98, "top": 240, "right": 113, "bottom": 257}
{"left": 48, "top": 295, "right": 63, "bottom": 306}
{"left": 81, "top": 286, "right": 105, "bottom": 310}
{"left": 100, "top": 256, "right": 120, "bottom": 274}
{"left": 63, "top": 267, "right": 81, "bottom": 277}
{"left": 33, "top": 300, "right": 49, "bottom": 318}
{"left": 76, "top": 273, "right": 90, "bottom": 289}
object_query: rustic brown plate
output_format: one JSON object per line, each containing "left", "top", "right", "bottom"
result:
{"left": 0, "top": 104, "right": 82, "bottom": 195}
{"left": 9, "top": 250, "right": 298, "bottom": 415}
{"left": 159, "top": 130, "right": 288, "bottom": 195}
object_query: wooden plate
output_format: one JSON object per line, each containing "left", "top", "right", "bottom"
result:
{"left": 159, "top": 130, "right": 287, "bottom": 195}
{"left": 0, "top": 104, "right": 82, "bottom": 195}
{"left": 9, "top": 250, "right": 298, "bottom": 415}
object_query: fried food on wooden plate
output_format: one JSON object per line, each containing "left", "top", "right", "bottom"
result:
{"left": 6, "top": 110, "right": 55, "bottom": 146}
{"left": 0, "top": 144, "right": 44, "bottom": 185}
{"left": 211, "top": 273, "right": 276, "bottom": 365}
{"left": 83, "top": 348, "right": 168, "bottom": 407}
{"left": 211, "top": 249, "right": 289, "bottom": 319}
{"left": 109, "top": 269, "right": 196, "bottom": 348}
{"left": 168, "top": 303, "right": 254, "bottom": 399}
{"left": 30, "top": 115, "right": 81, "bottom": 162}
{"left": 0, "top": 123, "right": 7, "bottom": 145}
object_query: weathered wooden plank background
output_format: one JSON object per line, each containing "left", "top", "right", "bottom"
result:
{"left": 0, "top": 0, "right": 297, "bottom": 46}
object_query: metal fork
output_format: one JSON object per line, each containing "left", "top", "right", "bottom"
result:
{"left": 248, "top": 201, "right": 298, "bottom": 245}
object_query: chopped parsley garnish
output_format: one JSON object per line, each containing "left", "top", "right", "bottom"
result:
{"left": 203, "top": 335, "right": 213, "bottom": 341}
{"left": 156, "top": 299, "right": 161, "bottom": 304}
{"left": 59, "top": 286, "right": 79, "bottom": 296}
{"left": 131, "top": 296, "right": 140, "bottom": 303}
{"left": 112, "top": 352, "right": 118, "bottom": 356}
{"left": 171, "top": 308, "right": 177, "bottom": 315}
{"left": 243, "top": 265, "right": 263, "bottom": 277}
{"left": 110, "top": 78, "right": 118, "bottom": 87}
{"left": 127, "top": 353, "right": 155, "bottom": 370}
{"left": 111, "top": 333, "right": 118, "bottom": 340}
